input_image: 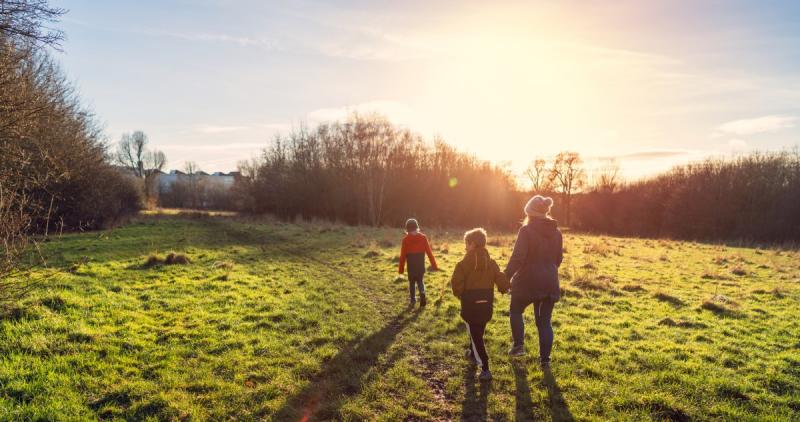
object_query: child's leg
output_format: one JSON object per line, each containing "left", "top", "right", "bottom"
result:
{"left": 416, "top": 274, "right": 425, "bottom": 299}
{"left": 408, "top": 278, "right": 416, "bottom": 303}
{"left": 466, "top": 321, "right": 489, "bottom": 371}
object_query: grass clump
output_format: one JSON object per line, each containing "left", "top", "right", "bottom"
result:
{"left": 164, "top": 252, "right": 191, "bottom": 265}
{"left": 701, "top": 294, "right": 743, "bottom": 318}
{"left": 654, "top": 292, "right": 685, "bottom": 307}
{"left": 572, "top": 273, "right": 613, "bottom": 291}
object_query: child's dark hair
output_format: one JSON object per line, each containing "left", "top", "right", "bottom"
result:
{"left": 405, "top": 218, "right": 419, "bottom": 232}
{"left": 464, "top": 228, "right": 487, "bottom": 247}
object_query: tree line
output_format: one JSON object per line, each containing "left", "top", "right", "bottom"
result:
{"left": 571, "top": 151, "right": 800, "bottom": 243}
{"left": 234, "top": 113, "right": 524, "bottom": 228}
{"left": 1, "top": 0, "right": 141, "bottom": 307}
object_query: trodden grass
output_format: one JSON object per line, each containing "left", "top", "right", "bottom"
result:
{"left": 1, "top": 215, "right": 799, "bottom": 420}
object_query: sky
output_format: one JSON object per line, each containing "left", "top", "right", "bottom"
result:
{"left": 51, "top": 0, "right": 800, "bottom": 181}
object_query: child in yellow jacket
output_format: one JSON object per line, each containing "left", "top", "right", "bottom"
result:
{"left": 450, "top": 228, "right": 510, "bottom": 381}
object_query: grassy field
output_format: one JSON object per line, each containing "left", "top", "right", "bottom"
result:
{"left": 1, "top": 214, "right": 799, "bottom": 421}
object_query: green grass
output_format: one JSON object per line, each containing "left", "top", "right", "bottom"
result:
{"left": 1, "top": 215, "right": 799, "bottom": 420}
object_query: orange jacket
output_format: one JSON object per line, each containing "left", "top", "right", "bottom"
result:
{"left": 398, "top": 232, "right": 438, "bottom": 274}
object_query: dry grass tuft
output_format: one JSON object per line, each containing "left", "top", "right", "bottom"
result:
{"left": 212, "top": 261, "right": 234, "bottom": 270}
{"left": 654, "top": 292, "right": 685, "bottom": 307}
{"left": 702, "top": 271, "right": 733, "bottom": 281}
{"left": 572, "top": 274, "right": 613, "bottom": 291}
{"left": 143, "top": 255, "right": 164, "bottom": 268}
{"left": 165, "top": 253, "right": 191, "bottom": 265}
{"left": 658, "top": 318, "right": 708, "bottom": 329}
{"left": 363, "top": 250, "right": 381, "bottom": 258}
{"left": 701, "top": 294, "right": 742, "bottom": 317}
{"left": 583, "top": 240, "right": 621, "bottom": 258}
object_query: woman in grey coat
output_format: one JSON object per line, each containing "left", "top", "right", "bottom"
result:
{"left": 504, "top": 195, "right": 563, "bottom": 367}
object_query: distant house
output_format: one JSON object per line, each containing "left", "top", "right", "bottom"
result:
{"left": 158, "top": 170, "right": 240, "bottom": 192}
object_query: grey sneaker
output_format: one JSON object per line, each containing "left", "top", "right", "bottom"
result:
{"left": 478, "top": 369, "right": 492, "bottom": 382}
{"left": 508, "top": 345, "right": 525, "bottom": 357}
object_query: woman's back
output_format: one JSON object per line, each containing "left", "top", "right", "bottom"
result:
{"left": 505, "top": 217, "right": 563, "bottom": 301}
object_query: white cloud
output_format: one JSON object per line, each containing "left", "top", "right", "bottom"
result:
{"left": 162, "top": 142, "right": 266, "bottom": 152}
{"left": 169, "top": 32, "right": 280, "bottom": 49}
{"left": 727, "top": 139, "right": 748, "bottom": 151}
{"left": 716, "top": 115, "right": 796, "bottom": 136}
{"left": 194, "top": 125, "right": 250, "bottom": 134}
{"left": 258, "top": 123, "right": 291, "bottom": 132}
{"left": 306, "top": 100, "right": 417, "bottom": 126}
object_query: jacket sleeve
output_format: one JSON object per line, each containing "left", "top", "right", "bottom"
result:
{"left": 492, "top": 260, "right": 510, "bottom": 293}
{"left": 398, "top": 237, "right": 407, "bottom": 274}
{"left": 424, "top": 236, "right": 439, "bottom": 270}
{"left": 556, "top": 231, "right": 564, "bottom": 267}
{"left": 504, "top": 226, "right": 528, "bottom": 278}
{"left": 450, "top": 261, "right": 466, "bottom": 298}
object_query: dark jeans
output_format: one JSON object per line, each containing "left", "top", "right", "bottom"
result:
{"left": 510, "top": 296, "right": 555, "bottom": 363}
{"left": 466, "top": 321, "right": 490, "bottom": 371}
{"left": 408, "top": 274, "right": 425, "bottom": 301}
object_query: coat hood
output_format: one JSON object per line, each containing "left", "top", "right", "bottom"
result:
{"left": 464, "top": 247, "right": 491, "bottom": 271}
{"left": 528, "top": 217, "right": 559, "bottom": 238}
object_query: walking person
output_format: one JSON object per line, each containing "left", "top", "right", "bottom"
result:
{"left": 398, "top": 218, "right": 439, "bottom": 307}
{"left": 505, "top": 195, "right": 563, "bottom": 368}
{"left": 451, "top": 228, "right": 510, "bottom": 381}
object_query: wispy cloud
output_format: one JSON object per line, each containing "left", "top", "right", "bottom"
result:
{"left": 727, "top": 139, "right": 748, "bottom": 151}
{"left": 716, "top": 115, "right": 796, "bottom": 136}
{"left": 597, "top": 150, "right": 692, "bottom": 161}
{"left": 162, "top": 142, "right": 266, "bottom": 152}
{"left": 166, "top": 32, "right": 280, "bottom": 49}
{"left": 194, "top": 125, "right": 250, "bottom": 134}
{"left": 306, "top": 100, "right": 416, "bottom": 125}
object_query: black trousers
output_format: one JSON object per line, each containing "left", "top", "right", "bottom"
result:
{"left": 461, "top": 289, "right": 494, "bottom": 371}
{"left": 466, "top": 321, "right": 490, "bottom": 371}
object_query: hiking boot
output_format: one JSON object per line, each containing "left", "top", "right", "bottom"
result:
{"left": 478, "top": 369, "right": 492, "bottom": 382}
{"left": 419, "top": 295, "right": 427, "bottom": 306}
{"left": 508, "top": 345, "right": 525, "bottom": 357}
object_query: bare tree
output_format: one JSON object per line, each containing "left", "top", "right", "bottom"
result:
{"left": 184, "top": 161, "right": 202, "bottom": 208}
{"left": 592, "top": 158, "right": 621, "bottom": 193}
{"left": 115, "top": 131, "right": 166, "bottom": 206}
{"left": 550, "top": 151, "right": 585, "bottom": 226}
{"left": 0, "top": 0, "right": 66, "bottom": 47}
{"left": 525, "top": 158, "right": 553, "bottom": 194}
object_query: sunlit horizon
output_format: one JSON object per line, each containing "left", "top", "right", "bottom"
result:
{"left": 53, "top": 0, "right": 800, "bottom": 181}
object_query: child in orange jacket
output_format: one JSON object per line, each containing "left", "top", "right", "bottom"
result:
{"left": 398, "top": 218, "right": 438, "bottom": 306}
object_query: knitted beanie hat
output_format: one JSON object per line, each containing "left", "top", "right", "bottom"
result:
{"left": 524, "top": 195, "right": 554, "bottom": 216}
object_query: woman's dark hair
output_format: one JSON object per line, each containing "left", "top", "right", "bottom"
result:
{"left": 405, "top": 218, "right": 419, "bottom": 232}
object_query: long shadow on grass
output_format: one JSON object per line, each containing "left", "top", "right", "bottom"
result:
{"left": 461, "top": 363, "right": 489, "bottom": 421}
{"left": 512, "top": 362, "right": 575, "bottom": 422}
{"left": 511, "top": 361, "right": 536, "bottom": 421}
{"left": 270, "top": 308, "right": 421, "bottom": 420}
{"left": 542, "top": 368, "right": 574, "bottom": 422}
